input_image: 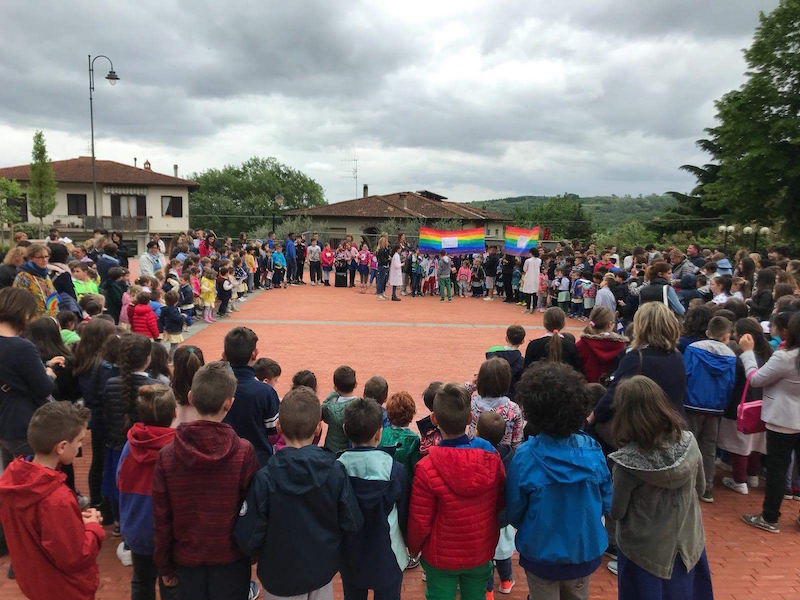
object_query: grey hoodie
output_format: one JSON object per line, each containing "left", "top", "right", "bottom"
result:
{"left": 609, "top": 431, "right": 706, "bottom": 579}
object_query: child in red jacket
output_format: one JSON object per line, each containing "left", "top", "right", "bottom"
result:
{"left": 152, "top": 361, "right": 259, "bottom": 600}
{"left": 0, "top": 401, "right": 104, "bottom": 600}
{"left": 130, "top": 291, "right": 160, "bottom": 340}
{"left": 407, "top": 383, "right": 506, "bottom": 600}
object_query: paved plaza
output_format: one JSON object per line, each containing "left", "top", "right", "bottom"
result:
{"left": 2, "top": 282, "right": 800, "bottom": 599}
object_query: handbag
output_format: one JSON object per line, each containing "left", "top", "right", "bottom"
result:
{"left": 737, "top": 371, "right": 766, "bottom": 434}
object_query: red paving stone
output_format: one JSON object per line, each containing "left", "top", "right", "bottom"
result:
{"left": 2, "top": 281, "right": 800, "bottom": 599}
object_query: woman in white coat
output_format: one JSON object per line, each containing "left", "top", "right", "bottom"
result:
{"left": 521, "top": 247, "right": 541, "bottom": 313}
{"left": 388, "top": 243, "right": 404, "bottom": 302}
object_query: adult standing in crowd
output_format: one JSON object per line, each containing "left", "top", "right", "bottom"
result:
{"left": 13, "top": 244, "right": 59, "bottom": 317}
{"left": 110, "top": 231, "right": 129, "bottom": 269}
{"left": 285, "top": 233, "right": 297, "bottom": 285}
{"left": 388, "top": 243, "right": 403, "bottom": 302}
{"left": 96, "top": 242, "right": 120, "bottom": 285}
{"left": 0, "top": 247, "right": 25, "bottom": 289}
{"left": 521, "top": 247, "right": 541, "bottom": 314}
{"left": 139, "top": 241, "right": 163, "bottom": 278}
{"left": 375, "top": 236, "right": 390, "bottom": 301}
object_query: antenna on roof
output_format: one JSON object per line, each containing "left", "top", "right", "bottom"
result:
{"left": 341, "top": 155, "right": 358, "bottom": 199}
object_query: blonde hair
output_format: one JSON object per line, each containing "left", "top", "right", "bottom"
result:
{"left": 631, "top": 302, "right": 680, "bottom": 353}
{"left": 3, "top": 246, "right": 26, "bottom": 266}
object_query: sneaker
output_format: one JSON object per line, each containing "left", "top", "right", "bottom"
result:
{"left": 486, "top": 591, "right": 494, "bottom": 600}
{"left": 377, "top": 295, "right": 386, "bottom": 301}
{"left": 75, "top": 493, "right": 90, "bottom": 510}
{"left": 742, "top": 513, "right": 780, "bottom": 533}
{"left": 715, "top": 458, "right": 732, "bottom": 472}
{"left": 607, "top": 560, "right": 618, "bottom": 576}
{"left": 604, "top": 545, "right": 618, "bottom": 560}
{"left": 391, "top": 297, "right": 401, "bottom": 302}
{"left": 785, "top": 490, "right": 794, "bottom": 500}
{"left": 747, "top": 476, "right": 760, "bottom": 489}
{"left": 498, "top": 580, "right": 515, "bottom": 594}
{"left": 793, "top": 487, "right": 800, "bottom": 501}
{"left": 700, "top": 491, "right": 714, "bottom": 503}
{"left": 248, "top": 580, "right": 261, "bottom": 600}
{"left": 116, "top": 541, "right": 132, "bottom": 566}
{"left": 483, "top": 296, "right": 492, "bottom": 301}
{"left": 722, "top": 477, "right": 748, "bottom": 495}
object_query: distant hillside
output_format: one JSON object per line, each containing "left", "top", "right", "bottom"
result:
{"left": 468, "top": 194, "right": 676, "bottom": 231}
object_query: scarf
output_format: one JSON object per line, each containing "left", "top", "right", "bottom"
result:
{"left": 19, "top": 261, "right": 49, "bottom": 279}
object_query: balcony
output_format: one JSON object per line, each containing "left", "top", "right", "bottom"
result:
{"left": 50, "top": 215, "right": 150, "bottom": 232}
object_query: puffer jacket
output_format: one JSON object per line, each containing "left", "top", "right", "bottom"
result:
{"left": 131, "top": 303, "right": 159, "bottom": 339}
{"left": 103, "top": 373, "right": 158, "bottom": 451}
{"left": 407, "top": 435, "right": 505, "bottom": 570}
{"left": 741, "top": 347, "right": 800, "bottom": 430}
{"left": 576, "top": 333, "right": 628, "bottom": 383}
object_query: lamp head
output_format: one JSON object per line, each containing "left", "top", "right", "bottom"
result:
{"left": 718, "top": 225, "right": 726, "bottom": 233}
{"left": 275, "top": 194, "right": 284, "bottom": 207}
{"left": 759, "top": 227, "right": 770, "bottom": 236}
{"left": 726, "top": 225, "right": 735, "bottom": 233}
{"left": 105, "top": 70, "right": 119, "bottom": 86}
{"left": 743, "top": 226, "right": 753, "bottom": 235}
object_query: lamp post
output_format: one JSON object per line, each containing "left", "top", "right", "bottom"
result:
{"left": 272, "top": 194, "right": 284, "bottom": 231}
{"left": 88, "top": 54, "right": 119, "bottom": 229}
{"left": 718, "top": 224, "right": 735, "bottom": 254}
{"left": 742, "top": 226, "right": 770, "bottom": 254}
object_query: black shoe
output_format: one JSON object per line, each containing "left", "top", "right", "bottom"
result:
{"left": 391, "top": 297, "right": 401, "bottom": 302}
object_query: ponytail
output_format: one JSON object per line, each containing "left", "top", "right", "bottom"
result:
{"left": 171, "top": 345, "right": 205, "bottom": 406}
{"left": 543, "top": 307, "right": 566, "bottom": 363}
{"left": 584, "top": 306, "right": 614, "bottom": 335}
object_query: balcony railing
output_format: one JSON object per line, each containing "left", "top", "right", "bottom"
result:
{"left": 49, "top": 215, "right": 150, "bottom": 232}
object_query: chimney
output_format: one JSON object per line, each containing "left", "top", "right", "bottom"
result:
{"left": 143, "top": 160, "right": 151, "bottom": 171}
{"left": 363, "top": 184, "right": 368, "bottom": 198}
{"left": 134, "top": 157, "right": 137, "bottom": 168}
{"left": 173, "top": 164, "right": 179, "bottom": 177}
{"left": 400, "top": 193, "right": 407, "bottom": 210}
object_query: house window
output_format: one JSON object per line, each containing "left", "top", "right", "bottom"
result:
{"left": 495, "top": 229, "right": 499, "bottom": 236}
{"left": 67, "top": 194, "right": 87, "bottom": 216}
{"left": 111, "top": 194, "right": 146, "bottom": 217}
{"left": 161, "top": 196, "right": 183, "bottom": 217}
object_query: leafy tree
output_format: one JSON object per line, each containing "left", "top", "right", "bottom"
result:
{"left": 189, "top": 157, "right": 326, "bottom": 236}
{"left": 0, "top": 177, "right": 23, "bottom": 245}
{"left": 593, "top": 221, "right": 651, "bottom": 253}
{"left": 512, "top": 195, "right": 594, "bottom": 240}
{"left": 682, "top": 1, "right": 800, "bottom": 242}
{"left": 27, "top": 131, "right": 57, "bottom": 238}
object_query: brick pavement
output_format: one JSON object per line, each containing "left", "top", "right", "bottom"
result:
{"left": 2, "top": 281, "right": 800, "bottom": 599}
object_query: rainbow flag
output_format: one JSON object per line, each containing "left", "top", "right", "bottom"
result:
{"left": 418, "top": 227, "right": 485, "bottom": 255}
{"left": 504, "top": 226, "right": 540, "bottom": 255}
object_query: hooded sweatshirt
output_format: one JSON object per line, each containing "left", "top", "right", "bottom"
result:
{"left": 407, "top": 435, "right": 505, "bottom": 570}
{"left": 506, "top": 432, "right": 611, "bottom": 580}
{"left": 234, "top": 445, "right": 363, "bottom": 597}
{"left": 576, "top": 332, "right": 628, "bottom": 383}
{"left": 0, "top": 458, "right": 105, "bottom": 600}
{"left": 683, "top": 339, "right": 737, "bottom": 413}
{"left": 609, "top": 431, "right": 705, "bottom": 579}
{"left": 152, "top": 420, "right": 258, "bottom": 576}
{"left": 117, "top": 423, "right": 176, "bottom": 555}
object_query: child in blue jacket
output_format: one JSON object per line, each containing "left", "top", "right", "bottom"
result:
{"left": 117, "top": 384, "right": 177, "bottom": 599}
{"left": 506, "top": 362, "right": 611, "bottom": 600}
{"left": 339, "top": 398, "right": 409, "bottom": 600}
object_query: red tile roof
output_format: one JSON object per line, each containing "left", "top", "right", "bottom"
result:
{"left": 0, "top": 157, "right": 199, "bottom": 189}
{"left": 286, "top": 191, "right": 510, "bottom": 222}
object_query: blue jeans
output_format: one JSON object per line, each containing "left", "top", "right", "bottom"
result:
{"left": 411, "top": 272, "right": 422, "bottom": 296}
{"left": 487, "top": 558, "right": 513, "bottom": 591}
{"left": 287, "top": 258, "right": 297, "bottom": 282}
{"left": 377, "top": 266, "right": 389, "bottom": 294}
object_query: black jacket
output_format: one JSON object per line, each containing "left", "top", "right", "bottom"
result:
{"left": 178, "top": 283, "right": 194, "bottom": 308}
{"left": 77, "top": 361, "right": 116, "bottom": 411}
{"left": 749, "top": 289, "right": 774, "bottom": 322}
{"left": 0, "top": 263, "right": 18, "bottom": 289}
{"left": 234, "top": 445, "right": 363, "bottom": 597}
{"left": 103, "top": 372, "right": 158, "bottom": 450}
{"left": 0, "top": 337, "right": 54, "bottom": 440}
{"left": 486, "top": 347, "right": 525, "bottom": 397}
{"left": 524, "top": 334, "right": 582, "bottom": 373}
{"left": 223, "top": 365, "right": 280, "bottom": 466}
{"left": 158, "top": 305, "right": 184, "bottom": 334}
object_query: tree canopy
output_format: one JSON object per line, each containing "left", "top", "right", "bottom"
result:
{"left": 508, "top": 195, "right": 594, "bottom": 240}
{"left": 189, "top": 156, "right": 326, "bottom": 236}
{"left": 27, "top": 131, "right": 57, "bottom": 238}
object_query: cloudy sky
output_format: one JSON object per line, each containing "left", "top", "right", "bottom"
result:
{"left": 0, "top": 0, "right": 779, "bottom": 203}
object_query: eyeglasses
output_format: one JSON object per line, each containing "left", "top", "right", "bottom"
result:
{"left": 32, "top": 255, "right": 49, "bottom": 260}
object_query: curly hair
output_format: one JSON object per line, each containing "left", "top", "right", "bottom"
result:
{"left": 514, "top": 362, "right": 591, "bottom": 438}
{"left": 386, "top": 391, "right": 416, "bottom": 427}
{"left": 681, "top": 304, "right": 713, "bottom": 339}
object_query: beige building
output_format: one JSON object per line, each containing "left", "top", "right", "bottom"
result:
{"left": 0, "top": 156, "right": 197, "bottom": 252}
{"left": 287, "top": 188, "right": 511, "bottom": 246}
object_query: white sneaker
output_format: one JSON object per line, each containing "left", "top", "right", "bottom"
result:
{"left": 607, "top": 560, "right": 618, "bottom": 576}
{"left": 483, "top": 296, "right": 492, "bottom": 301}
{"left": 747, "top": 475, "right": 760, "bottom": 488}
{"left": 722, "top": 477, "right": 748, "bottom": 495}
{"left": 116, "top": 541, "right": 132, "bottom": 566}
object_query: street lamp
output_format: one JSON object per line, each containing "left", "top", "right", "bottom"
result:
{"left": 742, "top": 226, "right": 771, "bottom": 253}
{"left": 718, "top": 224, "right": 735, "bottom": 254}
{"left": 88, "top": 54, "right": 119, "bottom": 229}
{"left": 272, "top": 194, "right": 284, "bottom": 231}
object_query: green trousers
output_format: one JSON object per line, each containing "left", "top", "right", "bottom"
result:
{"left": 423, "top": 560, "right": 493, "bottom": 600}
{"left": 438, "top": 277, "right": 452, "bottom": 300}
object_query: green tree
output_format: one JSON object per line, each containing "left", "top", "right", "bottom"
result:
{"left": 189, "top": 157, "right": 326, "bottom": 236}
{"left": 27, "top": 131, "right": 57, "bottom": 238}
{"left": 513, "top": 195, "right": 593, "bottom": 240}
{"left": 0, "top": 177, "right": 23, "bottom": 245}
{"left": 682, "top": 1, "right": 800, "bottom": 242}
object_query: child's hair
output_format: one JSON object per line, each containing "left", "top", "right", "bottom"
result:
{"left": 477, "top": 357, "right": 511, "bottom": 398}
{"left": 712, "top": 274, "right": 732, "bottom": 294}
{"left": 72, "top": 318, "right": 117, "bottom": 376}
{"left": 735, "top": 318, "right": 773, "bottom": 363}
{"left": 180, "top": 271, "right": 192, "bottom": 282}
{"left": 707, "top": 316, "right": 733, "bottom": 340}
{"left": 722, "top": 298, "right": 749, "bottom": 321}
{"left": 515, "top": 362, "right": 591, "bottom": 438}
{"left": 279, "top": 385, "right": 321, "bottom": 441}
{"left": 171, "top": 345, "right": 204, "bottom": 406}
{"left": 150, "top": 288, "right": 162, "bottom": 303}
{"left": 190, "top": 361, "right": 237, "bottom": 415}
{"left": 291, "top": 369, "right": 317, "bottom": 391}
{"left": 202, "top": 267, "right": 215, "bottom": 279}
{"left": 583, "top": 306, "right": 614, "bottom": 335}
{"left": 773, "top": 282, "right": 795, "bottom": 301}
{"left": 681, "top": 304, "right": 712, "bottom": 339}
{"left": 57, "top": 310, "right": 78, "bottom": 331}
{"left": 107, "top": 266, "right": 127, "bottom": 281}
{"left": 432, "top": 383, "right": 471, "bottom": 435}
{"left": 135, "top": 291, "right": 151, "bottom": 305}
{"left": 386, "top": 391, "right": 416, "bottom": 427}
{"left": 24, "top": 316, "right": 71, "bottom": 361}
{"left": 476, "top": 411, "right": 506, "bottom": 447}
{"left": 755, "top": 268, "right": 776, "bottom": 291}
{"left": 363, "top": 375, "right": 389, "bottom": 404}
{"left": 343, "top": 397, "right": 384, "bottom": 445}
{"left": 223, "top": 326, "right": 257, "bottom": 366}
{"left": 164, "top": 290, "right": 179, "bottom": 306}
{"left": 542, "top": 307, "right": 566, "bottom": 362}
{"left": 696, "top": 274, "right": 707, "bottom": 286}
{"left": 506, "top": 325, "right": 526, "bottom": 346}
{"left": 27, "top": 401, "right": 90, "bottom": 454}
{"left": 149, "top": 342, "right": 170, "bottom": 380}
{"left": 136, "top": 384, "right": 176, "bottom": 427}
{"left": 422, "top": 381, "right": 443, "bottom": 411}
{"left": 771, "top": 309, "right": 798, "bottom": 338}
{"left": 611, "top": 375, "right": 684, "bottom": 452}
{"left": 333, "top": 365, "right": 357, "bottom": 394}
{"left": 118, "top": 333, "right": 154, "bottom": 423}
{"left": 0, "top": 287, "right": 38, "bottom": 332}
{"left": 254, "top": 357, "right": 281, "bottom": 381}
{"left": 586, "top": 382, "right": 606, "bottom": 409}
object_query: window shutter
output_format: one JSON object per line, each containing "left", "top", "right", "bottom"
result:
{"left": 111, "top": 195, "right": 121, "bottom": 217}
{"left": 137, "top": 195, "right": 147, "bottom": 216}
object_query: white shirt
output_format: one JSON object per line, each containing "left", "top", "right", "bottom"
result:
{"left": 521, "top": 257, "right": 541, "bottom": 294}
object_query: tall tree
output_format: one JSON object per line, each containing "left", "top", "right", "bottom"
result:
{"left": 512, "top": 195, "right": 594, "bottom": 240}
{"left": 27, "top": 131, "right": 58, "bottom": 238}
{"left": 681, "top": 1, "right": 800, "bottom": 241}
{"left": 189, "top": 156, "right": 326, "bottom": 236}
{"left": 0, "top": 177, "right": 23, "bottom": 245}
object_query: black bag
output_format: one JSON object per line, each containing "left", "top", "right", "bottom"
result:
{"left": 335, "top": 271, "right": 348, "bottom": 288}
